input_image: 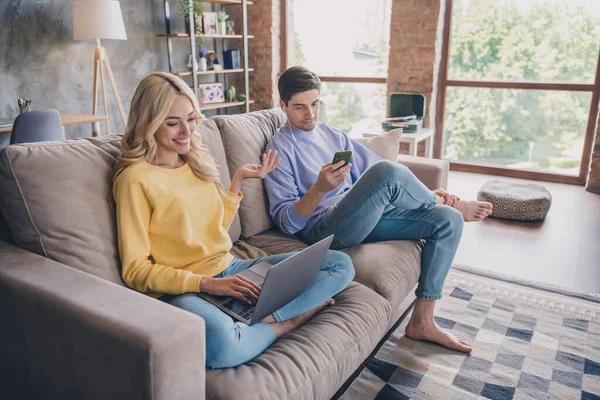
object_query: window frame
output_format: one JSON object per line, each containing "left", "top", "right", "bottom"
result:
{"left": 281, "top": 0, "right": 389, "bottom": 85}
{"left": 434, "top": 0, "right": 600, "bottom": 185}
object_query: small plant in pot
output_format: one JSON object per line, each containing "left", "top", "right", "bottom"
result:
{"left": 179, "top": 0, "right": 204, "bottom": 35}
{"left": 217, "top": 11, "right": 229, "bottom": 36}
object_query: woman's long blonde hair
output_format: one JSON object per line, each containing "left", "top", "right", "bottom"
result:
{"left": 113, "top": 72, "right": 221, "bottom": 186}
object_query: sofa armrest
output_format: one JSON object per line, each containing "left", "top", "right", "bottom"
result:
{"left": 397, "top": 155, "right": 449, "bottom": 190}
{"left": 0, "top": 241, "right": 205, "bottom": 400}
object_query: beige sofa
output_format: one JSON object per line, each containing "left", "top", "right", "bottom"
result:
{"left": 0, "top": 109, "right": 449, "bottom": 400}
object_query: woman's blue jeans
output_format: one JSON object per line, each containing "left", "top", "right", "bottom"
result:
{"left": 160, "top": 250, "right": 354, "bottom": 369}
{"left": 302, "top": 160, "right": 464, "bottom": 301}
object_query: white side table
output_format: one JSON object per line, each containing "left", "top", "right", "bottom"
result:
{"left": 363, "top": 127, "right": 434, "bottom": 158}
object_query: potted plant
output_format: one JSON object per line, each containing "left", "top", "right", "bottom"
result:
{"left": 217, "top": 11, "right": 229, "bottom": 36}
{"left": 179, "top": 0, "right": 204, "bottom": 36}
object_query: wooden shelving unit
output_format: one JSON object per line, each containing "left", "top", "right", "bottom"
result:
{"left": 174, "top": 68, "right": 254, "bottom": 77}
{"left": 200, "top": 100, "right": 255, "bottom": 111}
{"left": 157, "top": 33, "right": 254, "bottom": 39}
{"left": 207, "top": 0, "right": 253, "bottom": 4}
{"left": 160, "top": 0, "right": 253, "bottom": 113}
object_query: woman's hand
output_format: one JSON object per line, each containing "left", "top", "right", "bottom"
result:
{"left": 237, "top": 149, "right": 280, "bottom": 180}
{"left": 200, "top": 275, "right": 262, "bottom": 304}
{"left": 229, "top": 150, "right": 281, "bottom": 194}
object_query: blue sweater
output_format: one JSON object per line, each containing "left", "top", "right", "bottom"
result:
{"left": 264, "top": 122, "right": 381, "bottom": 236}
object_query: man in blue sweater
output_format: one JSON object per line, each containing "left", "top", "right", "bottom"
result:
{"left": 264, "top": 66, "right": 493, "bottom": 353}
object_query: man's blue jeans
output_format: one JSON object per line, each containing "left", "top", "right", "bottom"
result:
{"left": 160, "top": 250, "right": 354, "bottom": 369}
{"left": 301, "top": 160, "right": 464, "bottom": 301}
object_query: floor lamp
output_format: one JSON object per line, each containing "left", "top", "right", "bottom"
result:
{"left": 73, "top": 0, "right": 127, "bottom": 136}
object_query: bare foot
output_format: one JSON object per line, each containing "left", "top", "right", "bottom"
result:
{"left": 453, "top": 200, "right": 493, "bottom": 222}
{"left": 405, "top": 319, "right": 472, "bottom": 353}
{"left": 269, "top": 298, "right": 335, "bottom": 338}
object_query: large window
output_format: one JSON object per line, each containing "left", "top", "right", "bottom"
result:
{"left": 320, "top": 82, "right": 387, "bottom": 133}
{"left": 285, "top": 0, "right": 392, "bottom": 135}
{"left": 444, "top": 88, "right": 592, "bottom": 174}
{"left": 448, "top": 1, "right": 600, "bottom": 83}
{"left": 439, "top": 0, "right": 600, "bottom": 183}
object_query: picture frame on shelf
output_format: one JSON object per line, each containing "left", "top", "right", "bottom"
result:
{"left": 198, "top": 83, "right": 224, "bottom": 104}
{"left": 202, "top": 12, "right": 218, "bottom": 35}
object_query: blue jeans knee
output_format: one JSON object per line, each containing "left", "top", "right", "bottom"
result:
{"left": 365, "top": 160, "right": 410, "bottom": 184}
{"left": 327, "top": 250, "right": 355, "bottom": 290}
{"left": 440, "top": 206, "right": 464, "bottom": 238}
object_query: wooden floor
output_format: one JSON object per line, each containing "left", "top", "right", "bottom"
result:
{"left": 448, "top": 171, "right": 600, "bottom": 294}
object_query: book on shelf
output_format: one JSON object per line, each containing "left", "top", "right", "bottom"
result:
{"left": 383, "top": 114, "right": 417, "bottom": 122}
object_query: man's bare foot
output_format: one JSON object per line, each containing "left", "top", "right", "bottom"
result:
{"left": 268, "top": 298, "right": 335, "bottom": 338}
{"left": 453, "top": 200, "right": 493, "bottom": 222}
{"left": 405, "top": 319, "right": 472, "bottom": 353}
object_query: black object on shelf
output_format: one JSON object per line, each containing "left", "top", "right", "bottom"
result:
{"left": 223, "top": 49, "right": 241, "bottom": 69}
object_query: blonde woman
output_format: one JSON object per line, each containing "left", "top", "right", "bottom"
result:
{"left": 112, "top": 72, "right": 354, "bottom": 369}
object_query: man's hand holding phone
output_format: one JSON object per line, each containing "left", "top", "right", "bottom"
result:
{"left": 296, "top": 151, "right": 353, "bottom": 219}
{"left": 313, "top": 151, "right": 352, "bottom": 195}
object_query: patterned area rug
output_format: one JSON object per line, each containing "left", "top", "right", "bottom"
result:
{"left": 340, "top": 265, "right": 600, "bottom": 400}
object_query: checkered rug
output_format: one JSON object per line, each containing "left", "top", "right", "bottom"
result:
{"left": 340, "top": 266, "right": 600, "bottom": 400}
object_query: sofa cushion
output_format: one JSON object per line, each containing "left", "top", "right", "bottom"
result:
{"left": 245, "top": 229, "right": 308, "bottom": 255}
{"left": 212, "top": 109, "right": 287, "bottom": 238}
{"left": 0, "top": 119, "right": 241, "bottom": 286}
{"left": 205, "top": 281, "right": 391, "bottom": 400}
{"left": 85, "top": 121, "right": 241, "bottom": 242}
{"left": 343, "top": 240, "right": 421, "bottom": 310}
{"left": 0, "top": 208, "right": 13, "bottom": 244}
{"left": 248, "top": 230, "right": 421, "bottom": 311}
{"left": 354, "top": 129, "right": 402, "bottom": 162}
{"left": 229, "top": 239, "right": 268, "bottom": 260}
{"left": 0, "top": 137, "right": 125, "bottom": 286}
{"left": 354, "top": 130, "right": 448, "bottom": 190}
{"left": 195, "top": 119, "right": 242, "bottom": 242}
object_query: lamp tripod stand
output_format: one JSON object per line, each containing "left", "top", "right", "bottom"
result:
{"left": 92, "top": 38, "right": 126, "bottom": 136}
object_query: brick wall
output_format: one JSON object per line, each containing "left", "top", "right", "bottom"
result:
{"left": 585, "top": 114, "right": 600, "bottom": 194}
{"left": 245, "top": 0, "right": 281, "bottom": 111}
{"left": 387, "top": 0, "right": 445, "bottom": 129}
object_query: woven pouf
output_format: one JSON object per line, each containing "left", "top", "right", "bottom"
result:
{"left": 476, "top": 180, "right": 552, "bottom": 221}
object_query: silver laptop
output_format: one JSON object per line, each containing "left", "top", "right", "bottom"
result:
{"left": 199, "top": 235, "right": 334, "bottom": 325}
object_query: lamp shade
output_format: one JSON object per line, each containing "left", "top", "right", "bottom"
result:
{"left": 73, "top": 0, "right": 127, "bottom": 40}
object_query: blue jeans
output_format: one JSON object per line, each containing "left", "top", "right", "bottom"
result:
{"left": 160, "top": 250, "right": 354, "bottom": 369}
{"left": 302, "top": 160, "right": 464, "bottom": 301}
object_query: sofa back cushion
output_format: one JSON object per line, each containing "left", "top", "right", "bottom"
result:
{"left": 0, "top": 208, "right": 14, "bottom": 244}
{"left": 0, "top": 118, "right": 238, "bottom": 285}
{"left": 86, "top": 120, "right": 240, "bottom": 242}
{"left": 198, "top": 119, "right": 242, "bottom": 242}
{"left": 354, "top": 130, "right": 403, "bottom": 162}
{"left": 0, "top": 136, "right": 126, "bottom": 286}
{"left": 211, "top": 109, "right": 286, "bottom": 238}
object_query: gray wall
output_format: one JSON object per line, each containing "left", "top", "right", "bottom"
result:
{"left": 0, "top": 0, "right": 169, "bottom": 147}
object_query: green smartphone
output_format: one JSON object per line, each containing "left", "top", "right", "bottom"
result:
{"left": 332, "top": 151, "right": 352, "bottom": 170}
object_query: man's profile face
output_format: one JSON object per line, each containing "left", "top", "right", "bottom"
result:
{"left": 280, "top": 89, "right": 320, "bottom": 132}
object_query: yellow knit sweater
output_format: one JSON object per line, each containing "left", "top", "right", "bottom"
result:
{"left": 113, "top": 161, "right": 242, "bottom": 298}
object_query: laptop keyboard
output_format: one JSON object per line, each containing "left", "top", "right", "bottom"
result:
{"left": 223, "top": 299, "right": 256, "bottom": 320}
{"left": 222, "top": 282, "right": 263, "bottom": 321}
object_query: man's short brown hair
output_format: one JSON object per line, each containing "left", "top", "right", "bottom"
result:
{"left": 278, "top": 66, "right": 321, "bottom": 106}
